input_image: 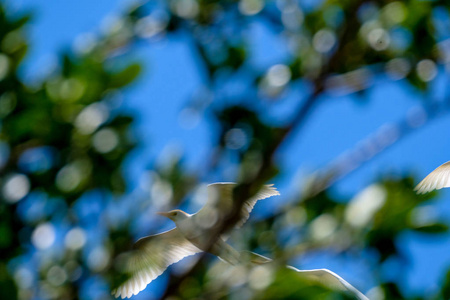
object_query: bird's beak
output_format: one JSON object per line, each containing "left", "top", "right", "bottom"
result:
{"left": 156, "top": 212, "right": 171, "bottom": 218}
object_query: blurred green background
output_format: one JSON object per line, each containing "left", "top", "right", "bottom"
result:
{"left": 2, "top": 0, "right": 450, "bottom": 299}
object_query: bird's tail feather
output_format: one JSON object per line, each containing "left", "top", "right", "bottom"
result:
{"left": 239, "top": 250, "right": 272, "bottom": 265}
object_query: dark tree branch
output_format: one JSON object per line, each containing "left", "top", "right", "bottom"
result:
{"left": 158, "top": 1, "right": 369, "bottom": 298}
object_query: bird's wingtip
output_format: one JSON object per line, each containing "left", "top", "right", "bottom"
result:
{"left": 265, "top": 184, "right": 280, "bottom": 195}
{"left": 413, "top": 184, "right": 421, "bottom": 193}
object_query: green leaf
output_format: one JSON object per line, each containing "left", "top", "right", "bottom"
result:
{"left": 0, "top": 263, "right": 17, "bottom": 300}
{"left": 441, "top": 269, "right": 450, "bottom": 299}
{"left": 414, "top": 223, "right": 449, "bottom": 234}
{"left": 109, "top": 63, "right": 141, "bottom": 88}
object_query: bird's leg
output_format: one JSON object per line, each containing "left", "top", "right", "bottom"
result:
{"left": 210, "top": 239, "right": 241, "bottom": 265}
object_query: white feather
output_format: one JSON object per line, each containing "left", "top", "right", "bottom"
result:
{"left": 194, "top": 183, "right": 280, "bottom": 235}
{"left": 415, "top": 161, "right": 450, "bottom": 194}
{"left": 112, "top": 228, "right": 201, "bottom": 299}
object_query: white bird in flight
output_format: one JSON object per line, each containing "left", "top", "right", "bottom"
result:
{"left": 415, "top": 161, "right": 450, "bottom": 194}
{"left": 112, "top": 182, "right": 280, "bottom": 299}
{"left": 113, "top": 182, "right": 368, "bottom": 300}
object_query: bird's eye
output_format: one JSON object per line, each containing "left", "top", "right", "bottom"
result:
{"left": 173, "top": 212, "right": 177, "bottom": 216}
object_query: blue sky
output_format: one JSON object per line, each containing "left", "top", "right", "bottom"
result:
{"left": 9, "top": 0, "right": 450, "bottom": 297}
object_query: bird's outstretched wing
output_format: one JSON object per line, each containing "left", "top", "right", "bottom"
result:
{"left": 415, "top": 161, "right": 450, "bottom": 194}
{"left": 112, "top": 228, "right": 202, "bottom": 299}
{"left": 239, "top": 251, "right": 368, "bottom": 300}
{"left": 194, "top": 182, "right": 280, "bottom": 232}
{"left": 289, "top": 267, "right": 369, "bottom": 300}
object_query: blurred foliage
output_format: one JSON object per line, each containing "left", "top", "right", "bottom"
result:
{"left": 255, "top": 268, "right": 355, "bottom": 300}
{"left": 2, "top": 0, "right": 450, "bottom": 300}
{"left": 0, "top": 2, "right": 139, "bottom": 299}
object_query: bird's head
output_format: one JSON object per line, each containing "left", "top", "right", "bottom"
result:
{"left": 156, "top": 209, "right": 190, "bottom": 222}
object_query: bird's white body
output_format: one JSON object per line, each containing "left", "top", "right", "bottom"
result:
{"left": 168, "top": 211, "right": 241, "bottom": 264}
